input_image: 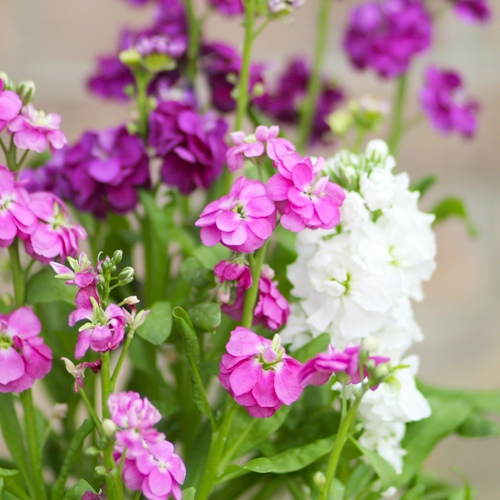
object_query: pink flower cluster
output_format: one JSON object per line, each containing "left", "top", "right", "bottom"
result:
{"left": 109, "top": 392, "right": 186, "bottom": 500}
{"left": 0, "top": 307, "right": 52, "bottom": 393}
{"left": 299, "top": 343, "right": 390, "bottom": 388}
{"left": 195, "top": 176, "right": 276, "bottom": 253}
{"left": 214, "top": 259, "right": 252, "bottom": 305}
{"left": 226, "top": 125, "right": 295, "bottom": 173}
{"left": 219, "top": 328, "right": 303, "bottom": 418}
{"left": 0, "top": 166, "right": 86, "bottom": 263}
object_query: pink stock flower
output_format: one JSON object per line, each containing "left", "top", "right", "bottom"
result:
{"left": 219, "top": 327, "right": 303, "bottom": 418}
{"left": 214, "top": 259, "right": 252, "bottom": 304}
{"left": 0, "top": 80, "right": 22, "bottom": 132}
{"left": 195, "top": 177, "right": 276, "bottom": 253}
{"left": 299, "top": 343, "right": 390, "bottom": 388}
{"left": 8, "top": 104, "right": 67, "bottom": 153}
{"left": 253, "top": 267, "right": 290, "bottom": 331}
{"left": 70, "top": 299, "right": 126, "bottom": 359}
{"left": 116, "top": 440, "right": 186, "bottom": 500}
{"left": 226, "top": 125, "right": 295, "bottom": 172}
{"left": 24, "top": 192, "right": 87, "bottom": 264}
{"left": 267, "top": 153, "right": 345, "bottom": 232}
{"left": 0, "top": 165, "right": 38, "bottom": 248}
{"left": 0, "top": 307, "right": 52, "bottom": 393}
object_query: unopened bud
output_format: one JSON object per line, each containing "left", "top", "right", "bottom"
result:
{"left": 0, "top": 72, "right": 15, "bottom": 91}
{"left": 328, "top": 109, "right": 353, "bottom": 137}
{"left": 119, "top": 48, "right": 142, "bottom": 67}
{"left": 143, "top": 53, "right": 176, "bottom": 73}
{"left": 94, "top": 465, "right": 109, "bottom": 477}
{"left": 261, "top": 265, "right": 275, "bottom": 280}
{"left": 117, "top": 267, "right": 135, "bottom": 281}
{"left": 85, "top": 446, "right": 102, "bottom": 456}
{"left": 124, "top": 296, "right": 140, "bottom": 305}
{"left": 313, "top": 471, "right": 326, "bottom": 487}
{"left": 61, "top": 357, "right": 77, "bottom": 376}
{"left": 361, "top": 336, "right": 379, "bottom": 353}
{"left": 51, "top": 403, "right": 68, "bottom": 420}
{"left": 133, "top": 309, "right": 150, "bottom": 329}
{"left": 102, "top": 418, "right": 117, "bottom": 437}
{"left": 113, "top": 250, "right": 123, "bottom": 264}
{"left": 373, "top": 363, "right": 389, "bottom": 381}
{"left": 16, "top": 80, "right": 36, "bottom": 105}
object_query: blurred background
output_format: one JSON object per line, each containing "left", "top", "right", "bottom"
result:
{"left": 1, "top": 0, "right": 499, "bottom": 497}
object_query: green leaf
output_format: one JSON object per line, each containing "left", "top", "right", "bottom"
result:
{"left": 26, "top": 268, "right": 77, "bottom": 306}
{"left": 399, "top": 483, "right": 425, "bottom": 500}
{"left": 411, "top": 175, "right": 437, "bottom": 196}
{"left": 172, "top": 307, "right": 215, "bottom": 428}
{"left": 137, "top": 301, "right": 172, "bottom": 345}
{"left": 191, "top": 244, "right": 230, "bottom": 270}
{"left": 0, "top": 394, "right": 30, "bottom": 491}
{"left": 349, "top": 437, "right": 397, "bottom": 491}
{"left": 220, "top": 435, "right": 337, "bottom": 483}
{"left": 180, "top": 257, "right": 213, "bottom": 288}
{"left": 397, "top": 397, "right": 471, "bottom": 487}
{"left": 431, "top": 197, "right": 478, "bottom": 237}
{"left": 181, "top": 487, "right": 196, "bottom": 500}
{"left": 62, "top": 479, "right": 96, "bottom": 500}
{"left": 51, "top": 419, "right": 95, "bottom": 500}
{"left": 418, "top": 382, "right": 500, "bottom": 415}
{"left": 291, "top": 333, "right": 331, "bottom": 363}
{"left": 456, "top": 413, "right": 500, "bottom": 438}
{"left": 187, "top": 303, "right": 221, "bottom": 333}
{"left": 343, "top": 463, "right": 374, "bottom": 500}
{"left": 0, "top": 471, "right": 17, "bottom": 478}
{"left": 327, "top": 479, "right": 345, "bottom": 500}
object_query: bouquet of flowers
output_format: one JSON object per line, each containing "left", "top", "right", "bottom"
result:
{"left": 0, "top": 0, "right": 496, "bottom": 499}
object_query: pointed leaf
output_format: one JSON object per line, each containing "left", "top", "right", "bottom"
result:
{"left": 180, "top": 257, "right": 213, "bottom": 288}
{"left": 26, "top": 268, "right": 77, "bottom": 306}
{"left": 187, "top": 303, "right": 221, "bottom": 333}
{"left": 431, "top": 196, "right": 478, "bottom": 237}
{"left": 137, "top": 301, "right": 172, "bottom": 345}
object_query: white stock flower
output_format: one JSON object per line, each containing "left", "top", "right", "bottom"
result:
{"left": 339, "top": 191, "right": 369, "bottom": 230}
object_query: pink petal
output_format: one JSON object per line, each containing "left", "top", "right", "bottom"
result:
{"left": 0, "top": 347, "right": 25, "bottom": 384}
{"left": 266, "top": 175, "right": 291, "bottom": 202}
{"left": 292, "top": 163, "right": 314, "bottom": 191}
{"left": 200, "top": 225, "right": 222, "bottom": 246}
{"left": 246, "top": 405, "right": 276, "bottom": 418}
{"left": 7, "top": 307, "right": 41, "bottom": 338}
{"left": 274, "top": 362, "right": 303, "bottom": 405}
{"left": 252, "top": 370, "right": 280, "bottom": 408}
{"left": 288, "top": 187, "right": 310, "bottom": 208}
{"left": 245, "top": 218, "right": 273, "bottom": 240}
{"left": 74, "top": 331, "right": 92, "bottom": 359}
{"left": 147, "top": 467, "right": 172, "bottom": 496}
{"left": 216, "top": 211, "right": 241, "bottom": 232}
{"left": 229, "top": 358, "right": 261, "bottom": 396}
{"left": 0, "top": 211, "right": 17, "bottom": 242}
{"left": 226, "top": 327, "right": 264, "bottom": 356}
{"left": 221, "top": 225, "right": 247, "bottom": 246}
{"left": 280, "top": 210, "right": 305, "bottom": 233}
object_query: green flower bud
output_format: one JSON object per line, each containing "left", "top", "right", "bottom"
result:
{"left": 16, "top": 80, "right": 36, "bottom": 105}
{"left": 113, "top": 250, "right": 123, "bottom": 264}
{"left": 313, "top": 471, "right": 326, "bottom": 487}
{"left": 328, "top": 109, "right": 353, "bottom": 137}
{"left": 119, "top": 48, "right": 142, "bottom": 67}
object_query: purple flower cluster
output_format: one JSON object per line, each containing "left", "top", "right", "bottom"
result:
{"left": 454, "top": 0, "right": 491, "bottom": 23}
{"left": 219, "top": 328, "right": 303, "bottom": 418}
{"left": 148, "top": 100, "right": 228, "bottom": 194}
{"left": 201, "top": 43, "right": 267, "bottom": 113}
{"left": 110, "top": 392, "right": 186, "bottom": 500}
{"left": 209, "top": 0, "right": 244, "bottom": 16}
{"left": 254, "top": 58, "right": 343, "bottom": 144}
{"left": 343, "top": 0, "right": 432, "bottom": 78}
{"left": 420, "top": 66, "right": 479, "bottom": 138}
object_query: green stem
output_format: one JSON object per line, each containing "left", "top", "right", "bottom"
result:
{"left": 0, "top": 137, "right": 8, "bottom": 158}
{"left": 134, "top": 492, "right": 142, "bottom": 500}
{"left": 319, "top": 399, "right": 360, "bottom": 500}
{"left": 8, "top": 239, "right": 25, "bottom": 307}
{"left": 296, "top": 0, "right": 332, "bottom": 153}
{"left": 218, "top": 417, "right": 258, "bottom": 473}
{"left": 252, "top": 18, "right": 269, "bottom": 40}
{"left": 101, "top": 352, "right": 111, "bottom": 420}
{"left": 241, "top": 240, "right": 269, "bottom": 329}
{"left": 110, "top": 328, "right": 135, "bottom": 391}
{"left": 17, "top": 149, "right": 29, "bottom": 169}
{"left": 21, "top": 390, "right": 47, "bottom": 500}
{"left": 5, "top": 136, "right": 17, "bottom": 170}
{"left": 184, "top": 0, "right": 201, "bottom": 82}
{"left": 387, "top": 73, "right": 408, "bottom": 157}
{"left": 136, "top": 72, "right": 150, "bottom": 144}
{"left": 79, "top": 387, "right": 103, "bottom": 436}
{"left": 196, "top": 397, "right": 238, "bottom": 500}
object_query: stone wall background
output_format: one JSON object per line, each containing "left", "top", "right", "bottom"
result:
{"left": 1, "top": 0, "right": 499, "bottom": 497}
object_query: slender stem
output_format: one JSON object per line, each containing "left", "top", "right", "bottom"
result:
{"left": 218, "top": 417, "right": 258, "bottom": 473}
{"left": 403, "top": 112, "right": 424, "bottom": 132}
{"left": 296, "top": 0, "right": 332, "bottom": 153}
{"left": 21, "top": 390, "right": 47, "bottom": 500}
{"left": 241, "top": 240, "right": 269, "bottom": 329}
{"left": 17, "top": 149, "right": 29, "bottom": 169}
{"left": 253, "top": 19, "right": 269, "bottom": 40}
{"left": 341, "top": 384, "right": 347, "bottom": 421}
{"left": 352, "top": 128, "right": 366, "bottom": 154}
{"left": 0, "top": 137, "right": 8, "bottom": 158}
{"left": 8, "top": 239, "right": 25, "bottom": 307}
{"left": 387, "top": 73, "right": 408, "bottom": 157}
{"left": 110, "top": 329, "right": 135, "bottom": 391}
{"left": 5, "top": 136, "right": 17, "bottom": 170}
{"left": 319, "top": 398, "right": 361, "bottom": 500}
{"left": 184, "top": 0, "right": 201, "bottom": 82}
{"left": 135, "top": 72, "right": 150, "bottom": 144}
{"left": 79, "top": 387, "right": 103, "bottom": 436}
{"left": 101, "top": 352, "right": 112, "bottom": 420}
{"left": 134, "top": 492, "right": 142, "bottom": 500}
{"left": 196, "top": 397, "right": 238, "bottom": 500}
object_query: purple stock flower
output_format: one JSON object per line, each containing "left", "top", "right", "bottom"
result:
{"left": 0, "top": 80, "right": 22, "bottom": 132}
{"left": 226, "top": 125, "right": 295, "bottom": 173}
{"left": 219, "top": 327, "right": 303, "bottom": 418}
{"left": 209, "top": 0, "right": 244, "bottom": 16}
{"left": 253, "top": 267, "right": 290, "bottom": 331}
{"left": 0, "top": 307, "right": 52, "bottom": 393}
{"left": 148, "top": 100, "right": 228, "bottom": 194}
{"left": 267, "top": 153, "right": 345, "bottom": 232}
{"left": 195, "top": 177, "right": 277, "bottom": 254}
{"left": 454, "top": 0, "right": 491, "bottom": 23}
{"left": 87, "top": 55, "right": 135, "bottom": 101}
{"left": 254, "top": 58, "right": 343, "bottom": 144}
{"left": 201, "top": 43, "right": 267, "bottom": 113}
{"left": 420, "top": 66, "right": 479, "bottom": 138}
{"left": 8, "top": 104, "right": 67, "bottom": 153}
{"left": 0, "top": 165, "right": 38, "bottom": 248}
{"left": 343, "top": 0, "right": 432, "bottom": 78}
{"left": 24, "top": 192, "right": 87, "bottom": 264}
{"left": 59, "top": 125, "right": 151, "bottom": 218}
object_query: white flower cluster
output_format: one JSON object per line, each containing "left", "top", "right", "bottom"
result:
{"left": 281, "top": 140, "right": 435, "bottom": 474}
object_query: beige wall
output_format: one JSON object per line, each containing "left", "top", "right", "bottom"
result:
{"left": 1, "top": 0, "right": 500, "bottom": 497}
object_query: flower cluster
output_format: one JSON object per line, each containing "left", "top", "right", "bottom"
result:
{"left": 254, "top": 58, "right": 343, "bottom": 144}
{"left": 343, "top": 0, "right": 432, "bottom": 78}
{"left": 109, "top": 392, "right": 186, "bottom": 500}
{"left": 219, "top": 328, "right": 303, "bottom": 418}
{"left": 148, "top": 100, "right": 228, "bottom": 194}
{"left": 0, "top": 307, "right": 52, "bottom": 393}
{"left": 420, "top": 66, "right": 479, "bottom": 138}
{"left": 281, "top": 140, "right": 434, "bottom": 472}
{"left": 453, "top": 0, "right": 491, "bottom": 23}
{"left": 209, "top": 0, "right": 244, "bottom": 16}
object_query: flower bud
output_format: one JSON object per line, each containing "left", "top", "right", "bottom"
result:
{"left": 124, "top": 296, "right": 140, "bottom": 305}
{"left": 133, "top": 309, "right": 150, "bottom": 329}
{"left": 361, "top": 336, "right": 379, "bottom": 353}
{"left": 85, "top": 446, "right": 102, "bottom": 456}
{"left": 117, "top": 267, "right": 135, "bottom": 281}
{"left": 94, "top": 465, "right": 109, "bottom": 477}
{"left": 102, "top": 418, "right": 117, "bottom": 438}
{"left": 313, "top": 471, "right": 326, "bottom": 487}
{"left": 0, "top": 72, "right": 15, "bottom": 91}
{"left": 328, "top": 109, "right": 353, "bottom": 137}
{"left": 16, "top": 80, "right": 36, "bottom": 106}
{"left": 61, "top": 357, "right": 77, "bottom": 376}
{"left": 112, "top": 250, "right": 123, "bottom": 264}
{"left": 119, "top": 48, "right": 142, "bottom": 67}
{"left": 51, "top": 403, "right": 68, "bottom": 420}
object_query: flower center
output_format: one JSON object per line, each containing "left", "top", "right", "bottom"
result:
{"left": 0, "top": 193, "right": 15, "bottom": 212}
{"left": 0, "top": 334, "right": 13, "bottom": 350}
